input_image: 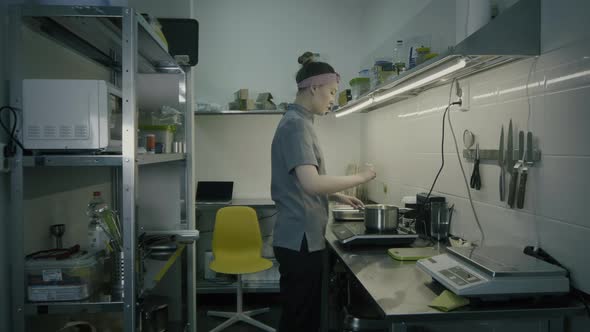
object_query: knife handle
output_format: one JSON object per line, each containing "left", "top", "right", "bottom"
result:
{"left": 517, "top": 169, "right": 528, "bottom": 209}
{"left": 508, "top": 167, "right": 519, "bottom": 208}
{"left": 499, "top": 168, "right": 505, "bottom": 201}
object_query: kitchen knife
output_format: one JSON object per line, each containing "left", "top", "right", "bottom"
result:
{"left": 510, "top": 131, "right": 524, "bottom": 208}
{"left": 507, "top": 121, "right": 518, "bottom": 208}
{"left": 498, "top": 125, "right": 505, "bottom": 201}
{"left": 517, "top": 132, "right": 533, "bottom": 209}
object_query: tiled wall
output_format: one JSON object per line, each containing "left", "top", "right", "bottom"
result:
{"left": 361, "top": 38, "right": 590, "bottom": 293}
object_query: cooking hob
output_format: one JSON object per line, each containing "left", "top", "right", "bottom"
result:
{"left": 330, "top": 222, "right": 418, "bottom": 246}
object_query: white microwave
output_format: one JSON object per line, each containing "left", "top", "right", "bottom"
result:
{"left": 23, "top": 79, "right": 122, "bottom": 150}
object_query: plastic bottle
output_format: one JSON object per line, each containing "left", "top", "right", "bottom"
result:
{"left": 392, "top": 40, "right": 406, "bottom": 74}
{"left": 87, "top": 191, "right": 108, "bottom": 252}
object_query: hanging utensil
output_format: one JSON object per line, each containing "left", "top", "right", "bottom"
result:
{"left": 470, "top": 143, "right": 481, "bottom": 190}
{"left": 463, "top": 130, "right": 475, "bottom": 149}
{"left": 507, "top": 120, "right": 518, "bottom": 208}
{"left": 498, "top": 125, "right": 505, "bottom": 201}
{"left": 517, "top": 132, "right": 533, "bottom": 209}
{"left": 509, "top": 131, "right": 525, "bottom": 208}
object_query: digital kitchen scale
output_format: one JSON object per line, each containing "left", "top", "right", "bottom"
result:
{"left": 416, "top": 246, "right": 570, "bottom": 299}
{"left": 331, "top": 222, "right": 418, "bottom": 246}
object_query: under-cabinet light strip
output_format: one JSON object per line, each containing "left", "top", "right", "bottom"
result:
{"left": 334, "top": 98, "right": 374, "bottom": 118}
{"left": 373, "top": 58, "right": 467, "bottom": 102}
{"left": 335, "top": 58, "right": 467, "bottom": 118}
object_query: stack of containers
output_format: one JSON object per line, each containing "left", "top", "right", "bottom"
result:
{"left": 25, "top": 253, "right": 103, "bottom": 302}
{"left": 370, "top": 58, "right": 395, "bottom": 90}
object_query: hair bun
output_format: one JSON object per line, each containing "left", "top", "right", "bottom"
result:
{"left": 298, "top": 52, "right": 316, "bottom": 65}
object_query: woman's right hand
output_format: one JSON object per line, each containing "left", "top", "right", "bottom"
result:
{"left": 359, "top": 163, "right": 376, "bottom": 182}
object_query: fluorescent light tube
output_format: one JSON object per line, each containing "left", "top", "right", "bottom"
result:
{"left": 373, "top": 58, "right": 467, "bottom": 103}
{"left": 334, "top": 98, "right": 373, "bottom": 118}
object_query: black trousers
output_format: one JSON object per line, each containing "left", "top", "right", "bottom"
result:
{"left": 274, "top": 237, "right": 324, "bottom": 332}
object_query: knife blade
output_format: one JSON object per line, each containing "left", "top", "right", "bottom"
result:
{"left": 506, "top": 120, "right": 513, "bottom": 172}
{"left": 507, "top": 121, "right": 518, "bottom": 208}
{"left": 498, "top": 125, "right": 505, "bottom": 201}
{"left": 517, "top": 132, "right": 533, "bottom": 209}
{"left": 518, "top": 131, "right": 525, "bottom": 163}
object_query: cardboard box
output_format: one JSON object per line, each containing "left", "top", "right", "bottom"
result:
{"left": 229, "top": 99, "right": 255, "bottom": 111}
{"left": 234, "top": 89, "right": 248, "bottom": 100}
{"left": 255, "top": 92, "right": 276, "bottom": 110}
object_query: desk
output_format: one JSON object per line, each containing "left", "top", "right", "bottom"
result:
{"left": 325, "top": 226, "right": 585, "bottom": 332}
{"left": 196, "top": 198, "right": 275, "bottom": 209}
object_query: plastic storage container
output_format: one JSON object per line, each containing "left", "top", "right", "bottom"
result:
{"left": 392, "top": 40, "right": 406, "bottom": 74}
{"left": 139, "top": 125, "right": 177, "bottom": 154}
{"left": 25, "top": 252, "right": 102, "bottom": 302}
{"left": 370, "top": 60, "right": 395, "bottom": 90}
{"left": 349, "top": 78, "right": 370, "bottom": 100}
{"left": 358, "top": 69, "right": 371, "bottom": 78}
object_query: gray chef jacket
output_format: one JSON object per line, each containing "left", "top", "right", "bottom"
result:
{"left": 271, "top": 103, "right": 329, "bottom": 252}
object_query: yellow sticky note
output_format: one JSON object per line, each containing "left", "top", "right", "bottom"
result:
{"left": 428, "top": 290, "right": 470, "bottom": 312}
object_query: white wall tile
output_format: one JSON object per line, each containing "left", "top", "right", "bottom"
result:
{"left": 536, "top": 217, "right": 590, "bottom": 292}
{"left": 544, "top": 56, "right": 590, "bottom": 94}
{"left": 543, "top": 87, "right": 590, "bottom": 156}
{"left": 537, "top": 156, "right": 590, "bottom": 229}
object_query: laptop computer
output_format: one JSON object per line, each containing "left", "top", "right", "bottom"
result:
{"left": 196, "top": 181, "right": 234, "bottom": 204}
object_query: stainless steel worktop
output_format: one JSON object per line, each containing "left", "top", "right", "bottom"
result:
{"left": 325, "top": 222, "right": 585, "bottom": 325}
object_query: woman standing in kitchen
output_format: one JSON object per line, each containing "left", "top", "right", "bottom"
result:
{"left": 271, "top": 52, "right": 376, "bottom": 332}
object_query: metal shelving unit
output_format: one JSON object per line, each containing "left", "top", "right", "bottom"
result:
{"left": 25, "top": 301, "right": 124, "bottom": 316}
{"left": 22, "top": 153, "right": 187, "bottom": 167}
{"left": 8, "top": 4, "right": 196, "bottom": 332}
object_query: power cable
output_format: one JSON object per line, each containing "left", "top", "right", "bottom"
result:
{"left": 0, "top": 106, "right": 25, "bottom": 157}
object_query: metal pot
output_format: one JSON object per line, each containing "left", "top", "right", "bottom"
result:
{"left": 363, "top": 204, "right": 399, "bottom": 232}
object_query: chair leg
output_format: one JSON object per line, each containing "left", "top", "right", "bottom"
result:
{"left": 243, "top": 307, "right": 270, "bottom": 316}
{"left": 241, "top": 314, "right": 276, "bottom": 332}
{"left": 207, "top": 274, "right": 276, "bottom": 332}
{"left": 207, "top": 310, "right": 234, "bottom": 318}
{"left": 209, "top": 315, "right": 240, "bottom": 332}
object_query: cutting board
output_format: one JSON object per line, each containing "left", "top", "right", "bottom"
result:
{"left": 387, "top": 247, "right": 440, "bottom": 261}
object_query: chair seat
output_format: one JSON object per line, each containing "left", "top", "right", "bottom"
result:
{"left": 210, "top": 256, "right": 273, "bottom": 275}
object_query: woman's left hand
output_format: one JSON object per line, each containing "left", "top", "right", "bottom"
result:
{"left": 333, "top": 193, "right": 364, "bottom": 209}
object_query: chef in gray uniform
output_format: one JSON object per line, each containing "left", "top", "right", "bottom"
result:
{"left": 271, "top": 52, "right": 376, "bottom": 332}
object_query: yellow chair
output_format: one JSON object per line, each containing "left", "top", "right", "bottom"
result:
{"left": 207, "top": 206, "right": 276, "bottom": 332}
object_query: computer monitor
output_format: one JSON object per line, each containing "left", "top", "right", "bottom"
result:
{"left": 196, "top": 181, "right": 233, "bottom": 204}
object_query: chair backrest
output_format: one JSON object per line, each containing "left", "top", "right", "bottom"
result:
{"left": 212, "top": 206, "right": 263, "bottom": 260}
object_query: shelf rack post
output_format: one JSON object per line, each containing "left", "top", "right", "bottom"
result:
{"left": 8, "top": 5, "right": 26, "bottom": 332}
{"left": 122, "top": 7, "right": 138, "bottom": 332}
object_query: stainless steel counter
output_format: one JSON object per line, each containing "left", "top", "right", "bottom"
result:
{"left": 325, "top": 223, "right": 585, "bottom": 331}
